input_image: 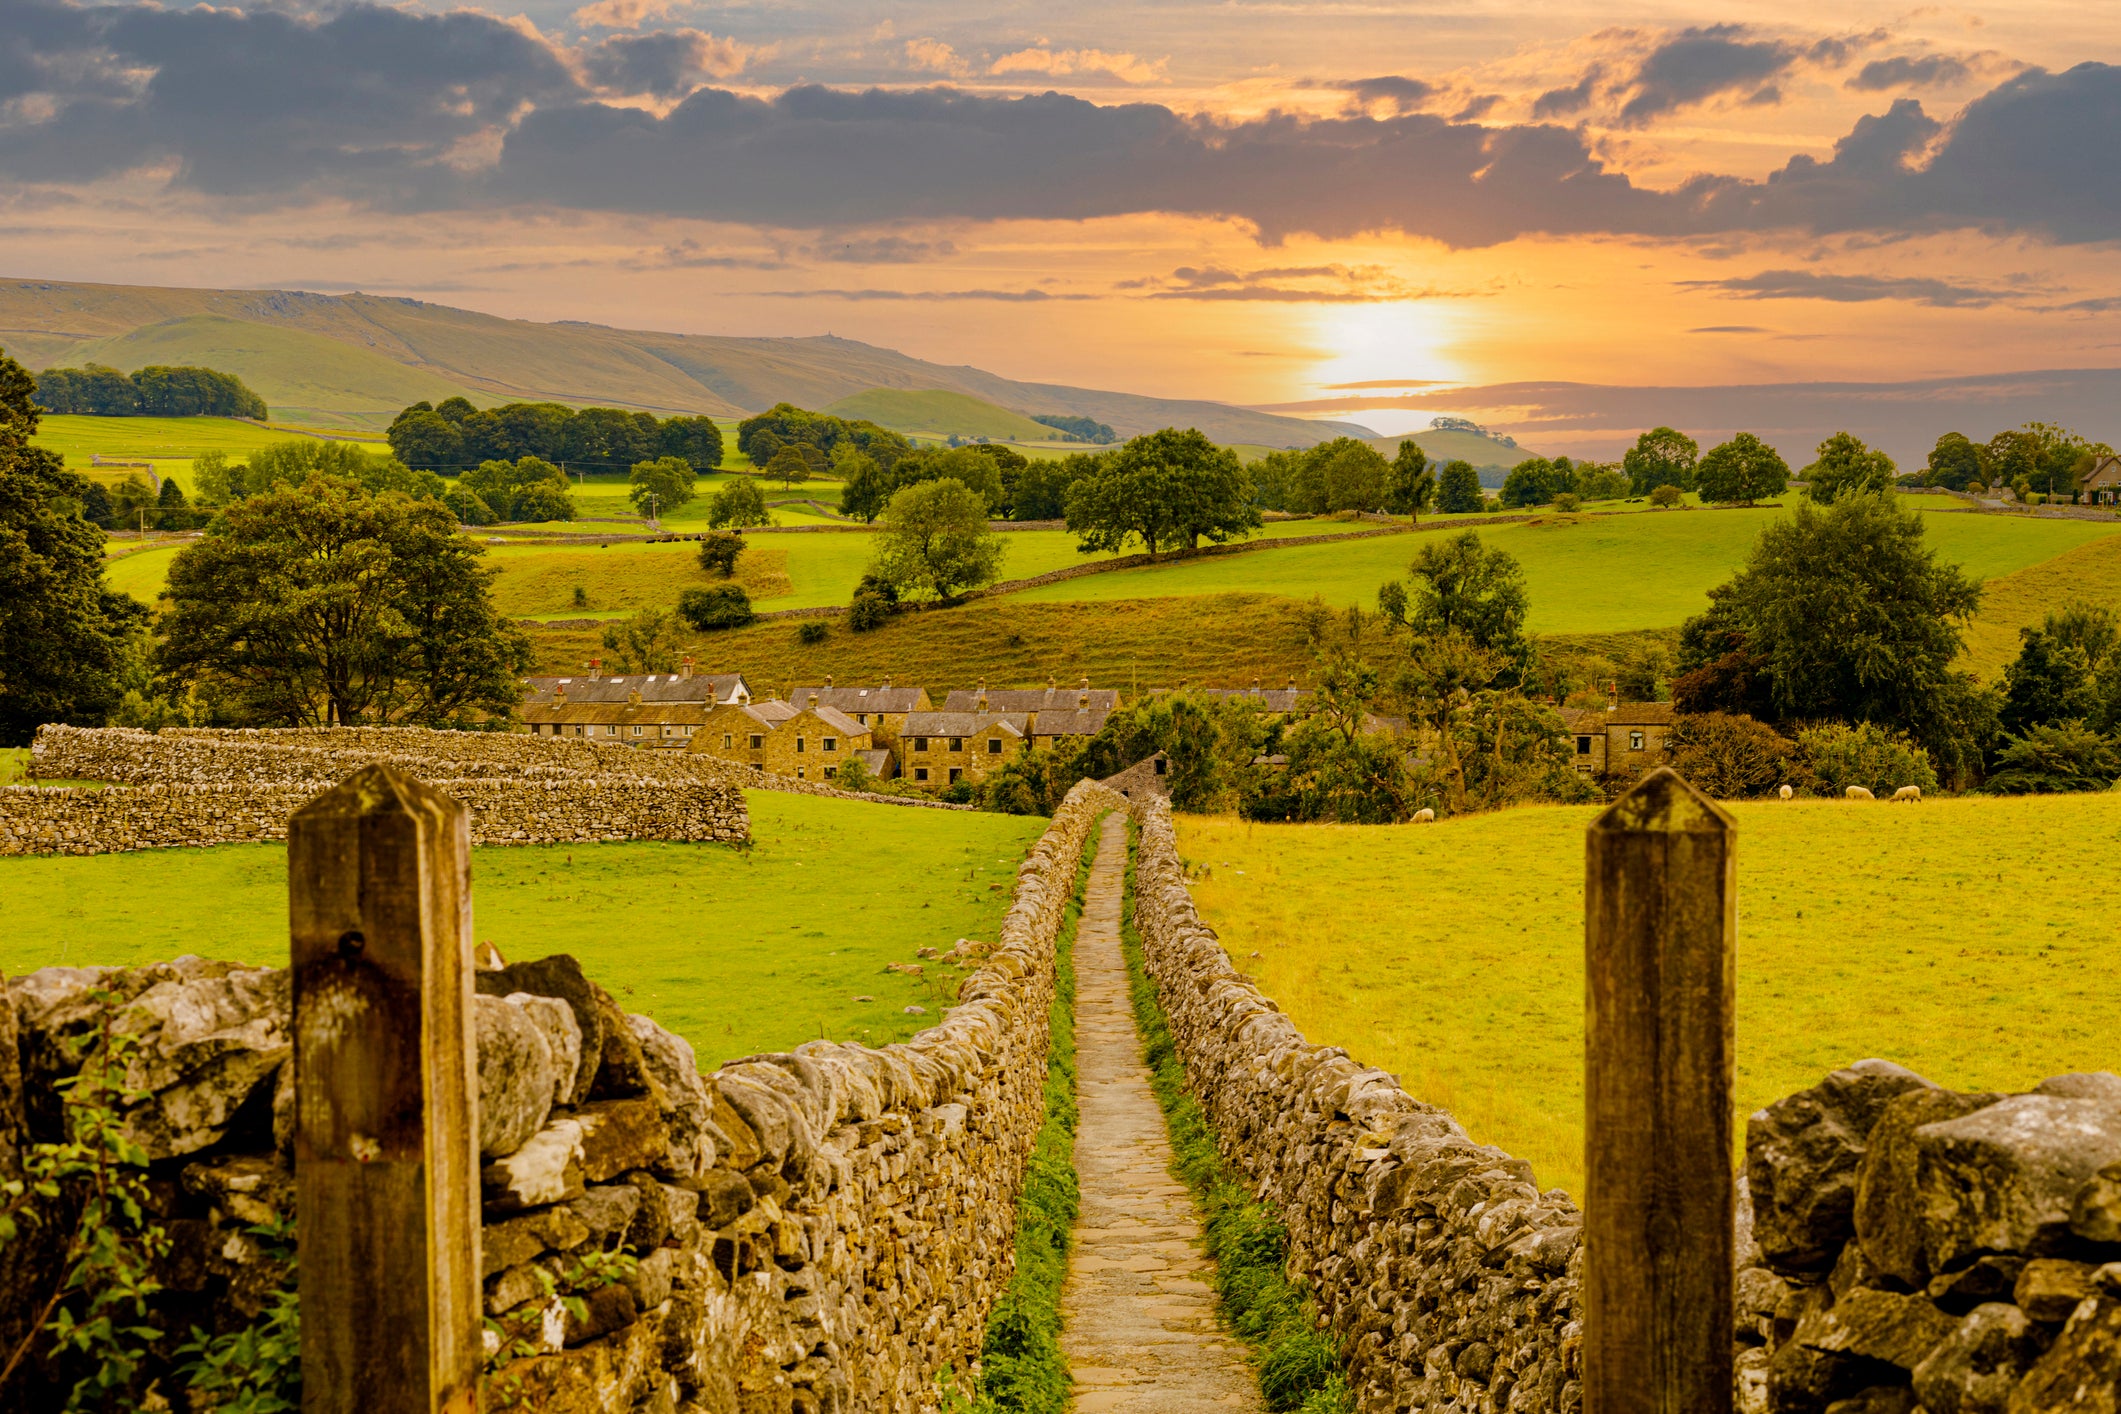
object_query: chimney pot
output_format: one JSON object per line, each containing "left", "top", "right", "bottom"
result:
{"left": 680, "top": 656, "right": 694, "bottom": 679}
{"left": 826, "top": 674, "right": 834, "bottom": 687}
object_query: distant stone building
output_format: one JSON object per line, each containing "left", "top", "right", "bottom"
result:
{"left": 522, "top": 659, "right": 752, "bottom": 747}
{"left": 688, "top": 700, "right": 873, "bottom": 781}
{"left": 783, "top": 681, "right": 932, "bottom": 750}
{"left": 1101, "top": 752, "right": 1172, "bottom": 802}
{"left": 898, "top": 711, "right": 1031, "bottom": 790}
{"left": 941, "top": 681, "right": 1121, "bottom": 716}
{"left": 1157, "top": 682, "right": 1306, "bottom": 716}
{"left": 2080, "top": 454, "right": 2121, "bottom": 504}
{"left": 1561, "top": 702, "right": 1675, "bottom": 777}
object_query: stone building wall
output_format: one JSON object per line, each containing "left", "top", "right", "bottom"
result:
{"left": 0, "top": 777, "right": 748, "bottom": 856}
{"left": 0, "top": 780, "right": 1125, "bottom": 1412}
{"left": 1124, "top": 797, "right": 1586, "bottom": 1413}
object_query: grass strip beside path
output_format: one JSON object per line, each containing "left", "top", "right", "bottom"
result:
{"left": 1119, "top": 826, "right": 1353, "bottom": 1414}
{"left": 970, "top": 818, "right": 1102, "bottom": 1411}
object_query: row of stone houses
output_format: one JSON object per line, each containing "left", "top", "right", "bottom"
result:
{"left": 518, "top": 659, "right": 1672, "bottom": 791}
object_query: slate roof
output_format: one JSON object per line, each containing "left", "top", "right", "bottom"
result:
{"left": 1560, "top": 703, "right": 1677, "bottom": 729}
{"left": 795, "top": 704, "right": 867, "bottom": 736}
{"left": 903, "top": 712, "right": 1031, "bottom": 738}
{"left": 786, "top": 684, "right": 929, "bottom": 713}
{"left": 941, "top": 686, "right": 1121, "bottom": 713}
{"left": 852, "top": 748, "right": 893, "bottom": 777}
{"left": 526, "top": 672, "right": 747, "bottom": 705}
{"left": 1028, "top": 709, "right": 1110, "bottom": 737}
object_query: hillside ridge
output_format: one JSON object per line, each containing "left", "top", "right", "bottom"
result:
{"left": 0, "top": 276, "right": 1369, "bottom": 445}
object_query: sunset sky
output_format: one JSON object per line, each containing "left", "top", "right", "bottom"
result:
{"left": 3, "top": 0, "right": 2118, "bottom": 436}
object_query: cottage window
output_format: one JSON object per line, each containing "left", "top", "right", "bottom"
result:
{"left": 857, "top": 714, "right": 867, "bottom": 725}
{"left": 915, "top": 737, "right": 929, "bottom": 752}
{"left": 1576, "top": 735, "right": 1593, "bottom": 755}
{"left": 1154, "top": 756, "right": 1167, "bottom": 776}
{"left": 607, "top": 726, "right": 618, "bottom": 736}
{"left": 1629, "top": 730, "right": 1646, "bottom": 751}
{"left": 631, "top": 726, "right": 643, "bottom": 737}
{"left": 824, "top": 766, "right": 837, "bottom": 778}
{"left": 949, "top": 767, "right": 962, "bottom": 784}
{"left": 748, "top": 734, "right": 763, "bottom": 750}
{"left": 914, "top": 767, "right": 930, "bottom": 782}
{"left": 723, "top": 733, "right": 733, "bottom": 749}
{"left": 824, "top": 737, "right": 837, "bottom": 752}
{"left": 987, "top": 738, "right": 1002, "bottom": 754}
{"left": 796, "top": 736, "right": 806, "bottom": 753}
{"left": 949, "top": 737, "right": 963, "bottom": 752}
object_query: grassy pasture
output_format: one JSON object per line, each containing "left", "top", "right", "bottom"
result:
{"left": 33, "top": 414, "right": 388, "bottom": 494}
{"left": 1959, "top": 531, "right": 2121, "bottom": 680}
{"left": 1174, "top": 798, "right": 2121, "bottom": 1198}
{"left": 0, "top": 791, "right": 1048, "bottom": 1066}
{"left": 1009, "top": 506, "right": 2121, "bottom": 633}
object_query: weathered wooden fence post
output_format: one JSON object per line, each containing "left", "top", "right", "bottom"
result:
{"left": 1585, "top": 766, "right": 1736, "bottom": 1414}
{"left": 290, "top": 766, "right": 481, "bottom": 1414}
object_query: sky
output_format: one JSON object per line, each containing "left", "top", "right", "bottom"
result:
{"left": 2, "top": 0, "right": 2119, "bottom": 438}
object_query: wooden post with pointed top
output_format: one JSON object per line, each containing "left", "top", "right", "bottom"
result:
{"left": 290, "top": 766, "right": 481, "bottom": 1414}
{"left": 1585, "top": 766, "right": 1737, "bottom": 1414}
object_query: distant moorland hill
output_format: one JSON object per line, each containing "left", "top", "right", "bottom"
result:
{"left": 0, "top": 277, "right": 1370, "bottom": 446}
{"left": 821, "top": 388, "right": 1063, "bottom": 444}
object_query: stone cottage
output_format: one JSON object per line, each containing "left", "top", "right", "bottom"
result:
{"left": 898, "top": 711, "right": 1031, "bottom": 790}
{"left": 782, "top": 680, "right": 932, "bottom": 751}
{"left": 1561, "top": 701, "right": 1675, "bottom": 777}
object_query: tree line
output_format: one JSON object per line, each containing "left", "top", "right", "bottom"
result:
{"left": 387, "top": 397, "right": 723, "bottom": 474}
{"left": 33, "top": 364, "right": 267, "bottom": 419}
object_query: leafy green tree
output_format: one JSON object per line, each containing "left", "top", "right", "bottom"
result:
{"left": 871, "top": 478, "right": 1007, "bottom": 601}
{"left": 1575, "top": 463, "right": 1631, "bottom": 501}
{"left": 157, "top": 477, "right": 531, "bottom": 726}
{"left": 78, "top": 480, "right": 115, "bottom": 529}
{"left": 765, "top": 445, "right": 813, "bottom": 489}
{"left": 657, "top": 415, "right": 724, "bottom": 473}
{"left": 1682, "top": 494, "right": 1983, "bottom": 773}
{"left": 1007, "top": 457, "right": 1089, "bottom": 521}
{"left": 1401, "top": 532, "right": 1530, "bottom": 680}
{"left": 696, "top": 530, "right": 745, "bottom": 577}
{"left": 2002, "top": 631, "right": 2093, "bottom": 730}
{"left": 1797, "top": 721, "right": 1938, "bottom": 794}
{"left": 1306, "top": 437, "right": 1390, "bottom": 512}
{"left": 387, "top": 409, "right": 466, "bottom": 470}
{"left": 1435, "top": 460, "right": 1484, "bottom": 514}
{"left": 1925, "top": 432, "right": 1985, "bottom": 491}
{"left": 1499, "top": 457, "right": 1568, "bottom": 508}
{"left": 0, "top": 350, "right": 144, "bottom": 744}
{"left": 676, "top": 585, "right": 755, "bottom": 631}
{"left": 1247, "top": 449, "right": 1305, "bottom": 512}
{"left": 837, "top": 447, "right": 897, "bottom": 522}
{"left": 1804, "top": 432, "right": 1896, "bottom": 503}
{"left": 707, "top": 476, "right": 769, "bottom": 529}
{"left": 601, "top": 607, "right": 687, "bottom": 669}
{"left": 1983, "top": 721, "right": 2121, "bottom": 794}
{"left": 1064, "top": 428, "right": 1258, "bottom": 560}
{"left": 1648, "top": 483, "right": 1685, "bottom": 508}
{"left": 461, "top": 456, "right": 570, "bottom": 522}
{"left": 154, "top": 476, "right": 193, "bottom": 531}
{"left": 509, "top": 479, "right": 576, "bottom": 523}
{"left": 1384, "top": 441, "right": 1434, "bottom": 522}
{"left": 564, "top": 407, "right": 658, "bottom": 471}
{"left": 1663, "top": 712, "right": 1796, "bottom": 797}
{"left": 442, "top": 487, "right": 495, "bottom": 526}
{"left": 1695, "top": 433, "right": 1791, "bottom": 506}
{"left": 1623, "top": 427, "right": 1698, "bottom": 494}
{"left": 627, "top": 456, "right": 697, "bottom": 516}
{"left": 434, "top": 395, "right": 477, "bottom": 424}
{"left": 491, "top": 402, "right": 574, "bottom": 462}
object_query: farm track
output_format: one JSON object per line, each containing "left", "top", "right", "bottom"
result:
{"left": 1060, "top": 815, "right": 1264, "bottom": 1413}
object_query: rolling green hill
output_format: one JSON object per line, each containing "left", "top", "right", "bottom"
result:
{"left": 55, "top": 316, "right": 481, "bottom": 427}
{"left": 823, "top": 388, "right": 1064, "bottom": 442}
{"left": 0, "top": 276, "right": 1371, "bottom": 445}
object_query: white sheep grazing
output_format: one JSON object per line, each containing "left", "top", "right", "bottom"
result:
{"left": 1412, "top": 807, "right": 1436, "bottom": 822}
{"left": 1778, "top": 784, "right": 1793, "bottom": 800}
{"left": 1845, "top": 785, "right": 1875, "bottom": 801}
{"left": 1891, "top": 785, "right": 1922, "bottom": 803}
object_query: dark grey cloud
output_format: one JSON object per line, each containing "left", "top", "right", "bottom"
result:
{"left": 752, "top": 287, "right": 1090, "bottom": 301}
{"left": 1532, "top": 68, "right": 1601, "bottom": 120}
{"left": 1688, "top": 325, "right": 1773, "bottom": 333}
{"left": 1679, "top": 270, "right": 2017, "bottom": 307}
{"left": 3, "top": 4, "right": 2120, "bottom": 254}
{"left": 1615, "top": 25, "right": 1800, "bottom": 126}
{"left": 1850, "top": 54, "right": 1973, "bottom": 91}
{"left": 584, "top": 31, "right": 742, "bottom": 99}
{"left": 1334, "top": 76, "right": 1433, "bottom": 115}
{"left": 810, "top": 235, "right": 959, "bottom": 263}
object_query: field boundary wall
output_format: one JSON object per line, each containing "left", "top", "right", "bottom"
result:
{"left": 1124, "top": 796, "right": 1585, "bottom": 1412}
{"left": 0, "top": 780, "right": 1130, "bottom": 1410}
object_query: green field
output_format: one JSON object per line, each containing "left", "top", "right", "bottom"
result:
{"left": 1008, "top": 505, "right": 2121, "bottom": 633}
{"left": 0, "top": 791, "right": 1049, "bottom": 1065}
{"left": 34, "top": 414, "right": 388, "bottom": 493}
{"left": 1175, "top": 798, "right": 2121, "bottom": 1198}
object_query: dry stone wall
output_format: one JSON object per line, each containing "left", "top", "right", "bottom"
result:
{"left": 1126, "top": 798, "right": 1585, "bottom": 1413}
{"left": 33, "top": 725, "right": 971, "bottom": 812}
{"left": 1740, "top": 1060, "right": 2121, "bottom": 1413}
{"left": 0, "top": 780, "right": 1125, "bottom": 1412}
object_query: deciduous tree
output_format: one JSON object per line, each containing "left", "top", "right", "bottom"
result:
{"left": 1695, "top": 433, "right": 1791, "bottom": 506}
{"left": 1384, "top": 441, "right": 1434, "bottom": 522}
{"left": 1064, "top": 428, "right": 1258, "bottom": 560}
{"left": 708, "top": 475, "right": 769, "bottom": 528}
{"left": 628, "top": 456, "right": 697, "bottom": 516}
{"left": 157, "top": 477, "right": 531, "bottom": 726}
{"left": 1623, "top": 426, "right": 1698, "bottom": 494}
{"left": 1803, "top": 432, "right": 1896, "bottom": 503}
{"left": 1435, "top": 459, "right": 1484, "bottom": 513}
{"left": 871, "top": 478, "right": 1006, "bottom": 601}
{"left": 1924, "top": 432, "right": 1984, "bottom": 491}
{"left": 1404, "top": 531, "right": 1529, "bottom": 656}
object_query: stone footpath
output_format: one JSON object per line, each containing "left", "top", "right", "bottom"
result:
{"left": 1061, "top": 815, "right": 1264, "bottom": 1413}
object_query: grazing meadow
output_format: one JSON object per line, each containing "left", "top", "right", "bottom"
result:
{"left": 0, "top": 790, "right": 1048, "bottom": 1066}
{"left": 1174, "top": 796, "right": 2121, "bottom": 1199}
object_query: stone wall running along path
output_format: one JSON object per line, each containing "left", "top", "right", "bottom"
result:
{"left": 1060, "top": 814, "right": 1264, "bottom": 1413}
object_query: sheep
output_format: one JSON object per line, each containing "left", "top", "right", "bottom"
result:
{"left": 1412, "top": 807, "right": 1436, "bottom": 822}
{"left": 1778, "top": 784, "right": 1793, "bottom": 800}
{"left": 1845, "top": 785, "right": 1875, "bottom": 801}
{"left": 1891, "top": 785, "right": 1922, "bottom": 803}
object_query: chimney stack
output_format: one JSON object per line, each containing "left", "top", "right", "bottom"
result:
{"left": 589, "top": 657, "right": 602, "bottom": 681}
{"left": 826, "top": 674, "right": 834, "bottom": 688}
{"left": 628, "top": 688, "right": 642, "bottom": 705}
{"left": 680, "top": 656, "right": 693, "bottom": 679}
{"left": 808, "top": 692, "right": 820, "bottom": 709}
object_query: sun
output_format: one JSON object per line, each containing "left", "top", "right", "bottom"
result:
{"left": 1301, "top": 301, "right": 1466, "bottom": 400}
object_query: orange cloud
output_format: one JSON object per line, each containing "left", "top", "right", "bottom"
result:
{"left": 990, "top": 48, "right": 1169, "bottom": 84}
{"left": 573, "top": 0, "right": 688, "bottom": 32}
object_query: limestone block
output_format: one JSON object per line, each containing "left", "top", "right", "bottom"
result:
{"left": 1748, "top": 1059, "right": 1937, "bottom": 1276}
{"left": 1856, "top": 1087, "right": 2004, "bottom": 1284}
{"left": 485, "top": 1118, "right": 587, "bottom": 1211}
{"left": 1913, "top": 1097, "right": 2121, "bottom": 1272}
{"left": 1911, "top": 1303, "right": 2049, "bottom": 1414}
{"left": 574, "top": 1098, "right": 666, "bottom": 1183}
{"left": 2016, "top": 1259, "right": 2101, "bottom": 1325}
{"left": 475, "top": 994, "right": 560, "bottom": 1160}
{"left": 2008, "top": 1296, "right": 2121, "bottom": 1412}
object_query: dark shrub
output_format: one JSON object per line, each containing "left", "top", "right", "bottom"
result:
{"left": 676, "top": 584, "right": 754, "bottom": 631}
